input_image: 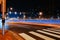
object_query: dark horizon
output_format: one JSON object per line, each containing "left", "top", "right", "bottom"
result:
{"left": 7, "top": 0, "right": 60, "bottom": 10}
{"left": 7, "top": 0, "right": 60, "bottom": 16}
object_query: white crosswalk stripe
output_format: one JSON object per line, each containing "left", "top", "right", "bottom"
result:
{"left": 18, "top": 28, "right": 60, "bottom": 40}
{"left": 55, "top": 30, "right": 60, "bottom": 32}
{"left": 29, "top": 31, "right": 55, "bottom": 40}
{"left": 47, "top": 28, "right": 60, "bottom": 32}
{"left": 19, "top": 33, "right": 36, "bottom": 40}
{"left": 42, "top": 29, "right": 60, "bottom": 34}
{"left": 37, "top": 30, "right": 60, "bottom": 38}
{"left": 47, "top": 28, "right": 57, "bottom": 30}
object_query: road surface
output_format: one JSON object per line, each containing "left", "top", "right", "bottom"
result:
{"left": 8, "top": 24, "right": 60, "bottom": 40}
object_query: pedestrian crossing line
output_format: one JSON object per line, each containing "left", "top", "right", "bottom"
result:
{"left": 19, "top": 33, "right": 36, "bottom": 40}
{"left": 46, "top": 28, "right": 60, "bottom": 31}
{"left": 47, "top": 28, "right": 56, "bottom": 30}
{"left": 29, "top": 31, "right": 55, "bottom": 40}
{"left": 55, "top": 30, "right": 60, "bottom": 31}
{"left": 37, "top": 30, "right": 60, "bottom": 38}
{"left": 25, "top": 32, "right": 44, "bottom": 40}
{"left": 42, "top": 29, "right": 60, "bottom": 34}
{"left": 47, "top": 28, "right": 60, "bottom": 32}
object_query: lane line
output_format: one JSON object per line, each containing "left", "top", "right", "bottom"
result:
{"left": 19, "top": 33, "right": 36, "bottom": 40}
{"left": 29, "top": 31, "right": 55, "bottom": 40}
{"left": 37, "top": 30, "right": 60, "bottom": 38}
{"left": 42, "top": 29, "right": 60, "bottom": 34}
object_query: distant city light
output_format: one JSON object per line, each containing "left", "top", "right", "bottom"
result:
{"left": 17, "top": 17, "right": 19, "bottom": 19}
{"left": 9, "top": 11, "right": 11, "bottom": 14}
{"left": 23, "top": 15, "right": 26, "bottom": 19}
{"left": 39, "top": 12, "right": 43, "bottom": 19}
{"left": 14, "top": 12, "right": 17, "bottom": 14}
{"left": 7, "top": 16, "right": 9, "bottom": 19}
{"left": 10, "top": 7, "right": 13, "bottom": 10}
{"left": 51, "top": 16, "right": 53, "bottom": 19}
{"left": 6, "top": 13, "right": 8, "bottom": 15}
{"left": 39, "top": 12, "right": 43, "bottom": 15}
{"left": 20, "top": 12, "right": 21, "bottom": 15}
{"left": 58, "top": 16, "right": 60, "bottom": 19}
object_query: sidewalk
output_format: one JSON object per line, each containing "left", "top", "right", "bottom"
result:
{"left": 0, "top": 30, "right": 24, "bottom": 40}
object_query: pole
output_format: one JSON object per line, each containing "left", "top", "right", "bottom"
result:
{"left": 2, "top": 0, "right": 6, "bottom": 36}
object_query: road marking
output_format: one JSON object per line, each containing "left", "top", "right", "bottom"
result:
{"left": 19, "top": 33, "right": 36, "bottom": 40}
{"left": 29, "top": 31, "right": 55, "bottom": 40}
{"left": 44, "top": 28, "right": 60, "bottom": 31}
{"left": 47, "top": 28, "right": 60, "bottom": 32}
{"left": 37, "top": 30, "right": 60, "bottom": 38}
{"left": 47, "top": 28, "right": 56, "bottom": 30}
{"left": 42, "top": 29, "right": 60, "bottom": 34}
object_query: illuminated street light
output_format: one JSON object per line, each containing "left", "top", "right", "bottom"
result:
{"left": 39, "top": 12, "right": 43, "bottom": 19}
{"left": 5, "top": 17, "right": 6, "bottom": 19}
{"left": 15, "top": 12, "right": 17, "bottom": 15}
{"left": 6, "top": 13, "right": 8, "bottom": 15}
{"left": 57, "top": 14, "right": 60, "bottom": 19}
{"left": 10, "top": 7, "right": 13, "bottom": 11}
{"left": 9, "top": 11, "right": 11, "bottom": 14}
{"left": 17, "top": 17, "right": 19, "bottom": 19}
{"left": 23, "top": 12, "right": 26, "bottom": 19}
{"left": 23, "top": 15, "right": 26, "bottom": 19}
{"left": 58, "top": 16, "right": 59, "bottom": 19}
{"left": 39, "top": 12, "right": 43, "bottom": 16}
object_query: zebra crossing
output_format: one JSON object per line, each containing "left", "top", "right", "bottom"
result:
{"left": 18, "top": 28, "right": 60, "bottom": 40}
{"left": 19, "top": 33, "right": 36, "bottom": 40}
{"left": 46, "top": 28, "right": 60, "bottom": 32}
{"left": 42, "top": 29, "right": 60, "bottom": 34}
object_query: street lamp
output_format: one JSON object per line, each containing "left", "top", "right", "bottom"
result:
{"left": 6, "top": 13, "right": 8, "bottom": 15}
{"left": 14, "top": 11, "right": 17, "bottom": 15}
{"left": 39, "top": 12, "right": 43, "bottom": 19}
{"left": 9, "top": 11, "right": 11, "bottom": 14}
{"left": 23, "top": 12, "right": 26, "bottom": 19}
{"left": 10, "top": 7, "right": 13, "bottom": 11}
{"left": 57, "top": 14, "right": 60, "bottom": 19}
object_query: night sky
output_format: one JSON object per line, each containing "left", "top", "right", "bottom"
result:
{"left": 7, "top": 0, "right": 60, "bottom": 16}
{"left": 7, "top": 0, "right": 44, "bottom": 11}
{"left": 7, "top": 0, "right": 60, "bottom": 10}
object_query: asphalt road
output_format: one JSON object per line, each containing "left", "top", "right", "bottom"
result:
{"left": 8, "top": 24, "right": 60, "bottom": 40}
{"left": 0, "top": 19, "right": 60, "bottom": 40}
